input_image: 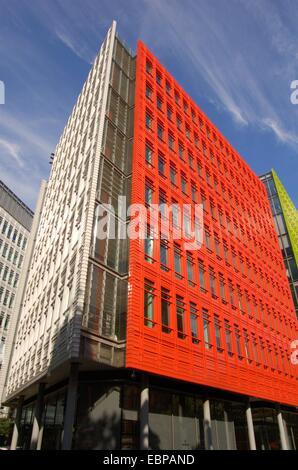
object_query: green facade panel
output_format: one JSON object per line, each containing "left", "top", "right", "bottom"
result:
{"left": 272, "top": 169, "right": 298, "bottom": 268}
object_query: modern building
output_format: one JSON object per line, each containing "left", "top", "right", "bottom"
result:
{"left": 260, "top": 170, "right": 298, "bottom": 317}
{"left": 0, "top": 180, "right": 33, "bottom": 417}
{"left": 2, "top": 22, "right": 298, "bottom": 451}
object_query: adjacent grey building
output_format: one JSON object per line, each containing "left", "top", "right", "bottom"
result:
{"left": 0, "top": 180, "right": 33, "bottom": 416}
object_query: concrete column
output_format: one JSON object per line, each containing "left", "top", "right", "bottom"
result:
{"left": 10, "top": 395, "right": 24, "bottom": 450}
{"left": 30, "top": 382, "right": 45, "bottom": 450}
{"left": 246, "top": 404, "right": 256, "bottom": 450}
{"left": 277, "top": 408, "right": 288, "bottom": 450}
{"left": 62, "top": 363, "right": 79, "bottom": 450}
{"left": 203, "top": 399, "right": 213, "bottom": 450}
{"left": 140, "top": 376, "right": 149, "bottom": 450}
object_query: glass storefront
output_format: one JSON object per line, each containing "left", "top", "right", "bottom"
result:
{"left": 252, "top": 407, "right": 281, "bottom": 450}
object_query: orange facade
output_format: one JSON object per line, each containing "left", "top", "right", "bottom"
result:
{"left": 126, "top": 41, "right": 298, "bottom": 406}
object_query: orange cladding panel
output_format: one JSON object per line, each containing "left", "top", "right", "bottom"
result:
{"left": 126, "top": 41, "right": 298, "bottom": 407}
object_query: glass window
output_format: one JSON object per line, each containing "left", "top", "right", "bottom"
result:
{"left": 219, "top": 275, "right": 225, "bottom": 301}
{"left": 176, "top": 296, "right": 185, "bottom": 339}
{"left": 203, "top": 310, "right": 211, "bottom": 349}
{"left": 146, "top": 112, "right": 153, "bottom": 130}
{"left": 170, "top": 165, "right": 176, "bottom": 185}
{"left": 187, "top": 253, "right": 194, "bottom": 285}
{"left": 174, "top": 245, "right": 182, "bottom": 278}
{"left": 157, "top": 123, "right": 164, "bottom": 140}
{"left": 144, "top": 279, "right": 154, "bottom": 327}
{"left": 225, "top": 320, "right": 233, "bottom": 355}
{"left": 209, "top": 269, "right": 216, "bottom": 297}
{"left": 234, "top": 326, "right": 242, "bottom": 357}
{"left": 145, "top": 143, "right": 153, "bottom": 165}
{"left": 214, "top": 316, "right": 222, "bottom": 352}
{"left": 190, "top": 302, "right": 199, "bottom": 343}
{"left": 181, "top": 174, "right": 187, "bottom": 193}
{"left": 198, "top": 261, "right": 205, "bottom": 292}
{"left": 160, "top": 240, "right": 168, "bottom": 271}
{"left": 145, "top": 225, "right": 154, "bottom": 263}
{"left": 161, "top": 288, "right": 171, "bottom": 333}
{"left": 145, "top": 181, "right": 153, "bottom": 205}
{"left": 158, "top": 154, "right": 165, "bottom": 175}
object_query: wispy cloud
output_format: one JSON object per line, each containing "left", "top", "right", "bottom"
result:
{"left": 0, "top": 138, "right": 23, "bottom": 167}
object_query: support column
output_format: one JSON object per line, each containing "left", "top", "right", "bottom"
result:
{"left": 10, "top": 395, "right": 24, "bottom": 450}
{"left": 277, "top": 408, "right": 288, "bottom": 450}
{"left": 203, "top": 399, "right": 213, "bottom": 450}
{"left": 140, "top": 375, "right": 149, "bottom": 450}
{"left": 246, "top": 403, "right": 256, "bottom": 450}
{"left": 62, "top": 363, "right": 79, "bottom": 450}
{"left": 30, "top": 382, "right": 45, "bottom": 450}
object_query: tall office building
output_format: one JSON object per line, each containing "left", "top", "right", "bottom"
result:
{"left": 260, "top": 170, "right": 298, "bottom": 317}
{"left": 0, "top": 180, "right": 33, "bottom": 416}
{"left": 2, "top": 22, "right": 298, "bottom": 450}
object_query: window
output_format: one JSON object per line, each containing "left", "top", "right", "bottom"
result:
{"left": 219, "top": 275, "right": 226, "bottom": 301}
{"left": 243, "top": 330, "right": 250, "bottom": 362}
{"left": 234, "top": 325, "right": 242, "bottom": 357}
{"left": 172, "top": 203, "right": 180, "bottom": 228}
{"left": 203, "top": 309, "right": 211, "bottom": 349}
{"left": 166, "top": 81, "right": 171, "bottom": 94}
{"left": 209, "top": 269, "right": 216, "bottom": 298}
{"left": 156, "top": 71, "right": 162, "bottom": 85}
{"left": 187, "top": 253, "right": 194, "bottom": 286}
{"left": 223, "top": 242, "right": 229, "bottom": 263}
{"left": 157, "top": 122, "right": 164, "bottom": 140}
{"left": 160, "top": 240, "right": 168, "bottom": 271}
{"left": 145, "top": 225, "right": 154, "bottom": 263}
{"left": 145, "top": 143, "right": 153, "bottom": 166}
{"left": 170, "top": 165, "right": 176, "bottom": 185}
{"left": 168, "top": 132, "right": 174, "bottom": 150}
{"left": 176, "top": 115, "right": 182, "bottom": 130}
{"left": 228, "top": 280, "right": 235, "bottom": 306}
{"left": 174, "top": 244, "right": 182, "bottom": 278}
{"left": 214, "top": 234, "right": 220, "bottom": 257}
{"left": 237, "top": 287, "right": 243, "bottom": 313}
{"left": 178, "top": 143, "right": 184, "bottom": 160}
{"left": 198, "top": 260, "right": 206, "bottom": 292}
{"left": 210, "top": 201, "right": 216, "bottom": 219}
{"left": 157, "top": 94, "right": 163, "bottom": 110}
{"left": 146, "top": 60, "right": 152, "bottom": 74}
{"left": 145, "top": 181, "right": 153, "bottom": 206}
{"left": 190, "top": 302, "right": 199, "bottom": 344}
{"left": 181, "top": 174, "right": 187, "bottom": 193}
{"left": 201, "top": 192, "right": 207, "bottom": 211}
{"left": 176, "top": 296, "right": 185, "bottom": 339}
{"left": 146, "top": 84, "right": 152, "bottom": 99}
{"left": 188, "top": 152, "right": 193, "bottom": 169}
{"left": 146, "top": 112, "right": 153, "bottom": 130}
{"left": 252, "top": 336, "right": 259, "bottom": 363}
{"left": 167, "top": 106, "right": 172, "bottom": 121}
{"left": 214, "top": 316, "right": 222, "bottom": 352}
{"left": 205, "top": 227, "right": 211, "bottom": 250}
{"left": 158, "top": 153, "right": 165, "bottom": 175}
{"left": 197, "top": 160, "right": 202, "bottom": 176}
{"left": 225, "top": 320, "right": 233, "bottom": 356}
{"left": 144, "top": 279, "right": 154, "bottom": 327}
{"left": 191, "top": 185, "right": 197, "bottom": 202}
{"left": 161, "top": 288, "right": 171, "bottom": 333}
{"left": 159, "top": 191, "right": 167, "bottom": 218}
{"left": 245, "top": 292, "right": 251, "bottom": 316}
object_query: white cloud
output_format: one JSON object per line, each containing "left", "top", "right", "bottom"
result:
{"left": 0, "top": 138, "right": 23, "bottom": 167}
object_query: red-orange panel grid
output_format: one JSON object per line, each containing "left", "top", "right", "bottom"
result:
{"left": 126, "top": 40, "right": 298, "bottom": 407}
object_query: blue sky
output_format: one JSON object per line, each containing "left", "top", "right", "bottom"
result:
{"left": 0, "top": 0, "right": 297, "bottom": 209}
